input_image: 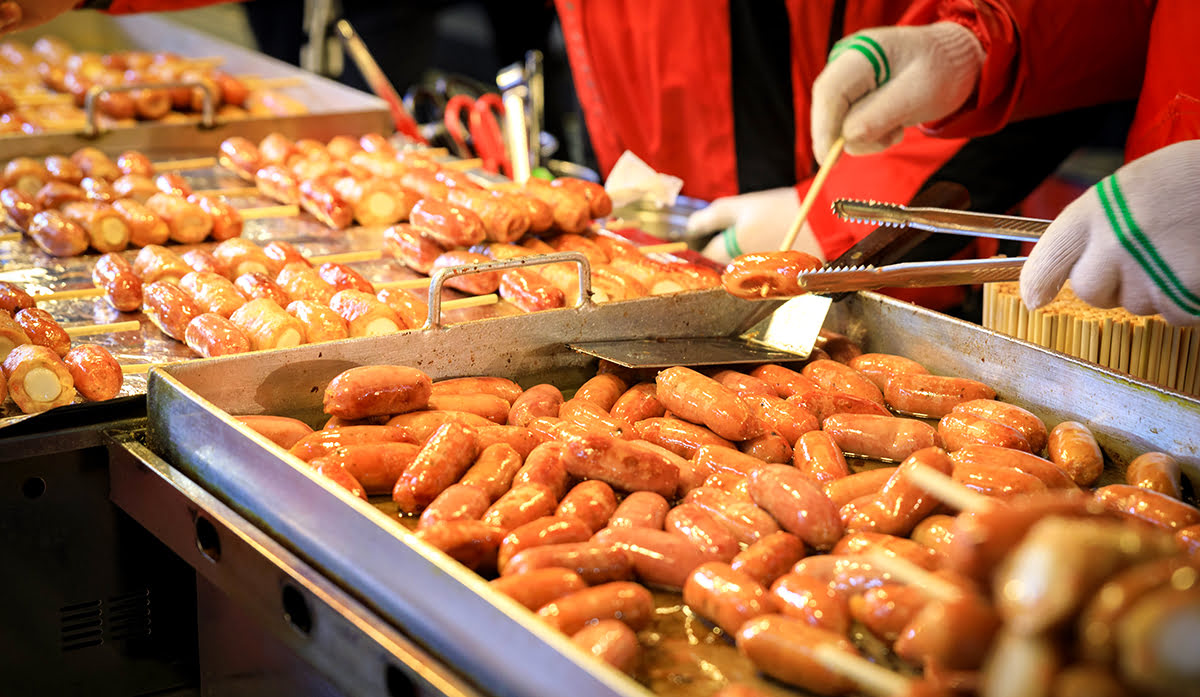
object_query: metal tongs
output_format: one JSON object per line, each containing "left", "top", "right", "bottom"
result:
{"left": 803, "top": 197, "right": 1051, "bottom": 294}
{"left": 571, "top": 185, "right": 1050, "bottom": 368}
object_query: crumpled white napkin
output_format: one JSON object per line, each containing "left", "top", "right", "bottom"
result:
{"left": 603, "top": 151, "right": 684, "bottom": 209}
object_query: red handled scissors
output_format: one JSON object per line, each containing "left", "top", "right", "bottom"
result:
{"left": 444, "top": 93, "right": 510, "bottom": 177}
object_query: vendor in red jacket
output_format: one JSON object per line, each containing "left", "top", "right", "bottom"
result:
{"left": 554, "top": 0, "right": 1131, "bottom": 313}
{"left": 810, "top": 0, "right": 1199, "bottom": 325}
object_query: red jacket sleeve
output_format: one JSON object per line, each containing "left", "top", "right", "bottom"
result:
{"left": 102, "top": 0, "right": 240, "bottom": 13}
{"left": 900, "top": 0, "right": 1155, "bottom": 138}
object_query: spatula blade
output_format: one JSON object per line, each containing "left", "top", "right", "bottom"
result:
{"left": 568, "top": 338, "right": 809, "bottom": 369}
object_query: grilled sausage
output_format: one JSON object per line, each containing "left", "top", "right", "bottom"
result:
{"left": 61, "top": 201, "right": 130, "bottom": 252}
{"left": 184, "top": 313, "right": 251, "bottom": 358}
{"left": 111, "top": 198, "right": 170, "bottom": 247}
{"left": 14, "top": 307, "right": 70, "bottom": 356}
{"left": 142, "top": 280, "right": 200, "bottom": 340}
{"left": 408, "top": 198, "right": 487, "bottom": 247}
{"left": 329, "top": 289, "right": 403, "bottom": 337}
{"left": 133, "top": 244, "right": 190, "bottom": 284}
{"left": 62, "top": 344, "right": 122, "bottom": 401}
{"left": 228, "top": 298, "right": 306, "bottom": 350}
{"left": 285, "top": 300, "right": 348, "bottom": 343}
{"left": 189, "top": 195, "right": 243, "bottom": 241}
{"left": 28, "top": 210, "right": 88, "bottom": 256}
{"left": 145, "top": 192, "right": 212, "bottom": 243}
{"left": 2, "top": 343, "right": 76, "bottom": 413}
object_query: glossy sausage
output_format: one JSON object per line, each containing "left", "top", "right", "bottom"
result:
{"left": 1125, "top": 451, "right": 1183, "bottom": 499}
{"left": 721, "top": 251, "right": 822, "bottom": 299}
{"left": 393, "top": 423, "right": 481, "bottom": 514}
{"left": 656, "top": 366, "right": 760, "bottom": 441}
{"left": 142, "top": 280, "right": 200, "bottom": 340}
{"left": 560, "top": 431, "right": 679, "bottom": 497}
{"left": 884, "top": 373, "right": 996, "bottom": 418}
{"left": 28, "top": 210, "right": 88, "bottom": 256}
{"left": 111, "top": 198, "right": 170, "bottom": 247}
{"left": 822, "top": 413, "right": 942, "bottom": 462}
{"left": 591, "top": 526, "right": 720, "bottom": 590}
{"left": 2, "top": 343, "right": 76, "bottom": 413}
{"left": 62, "top": 344, "right": 122, "bottom": 401}
{"left": 15, "top": 308, "right": 69, "bottom": 356}
{"left": 490, "top": 568, "right": 588, "bottom": 611}
{"left": 323, "top": 365, "right": 432, "bottom": 420}
{"left": 184, "top": 313, "right": 251, "bottom": 357}
{"left": 1047, "top": 421, "right": 1104, "bottom": 486}
{"left": 749, "top": 465, "right": 843, "bottom": 549}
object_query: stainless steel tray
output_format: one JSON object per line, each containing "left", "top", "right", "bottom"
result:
{"left": 146, "top": 289, "right": 1200, "bottom": 697}
{"left": 0, "top": 13, "right": 391, "bottom": 157}
{"left": 0, "top": 156, "right": 518, "bottom": 428}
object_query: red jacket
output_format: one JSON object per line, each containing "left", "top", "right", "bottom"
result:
{"left": 554, "top": 0, "right": 977, "bottom": 263}
{"left": 908, "top": 0, "right": 1196, "bottom": 162}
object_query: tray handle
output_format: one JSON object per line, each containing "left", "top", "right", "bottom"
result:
{"left": 423, "top": 251, "right": 592, "bottom": 330}
{"left": 84, "top": 80, "right": 217, "bottom": 137}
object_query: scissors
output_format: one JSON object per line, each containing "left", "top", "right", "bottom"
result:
{"left": 444, "top": 93, "right": 510, "bottom": 177}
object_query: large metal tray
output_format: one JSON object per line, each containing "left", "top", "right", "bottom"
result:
{"left": 0, "top": 13, "right": 391, "bottom": 158}
{"left": 146, "top": 290, "right": 1200, "bottom": 697}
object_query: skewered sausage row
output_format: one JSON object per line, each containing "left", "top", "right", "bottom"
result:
{"left": 0, "top": 282, "right": 123, "bottom": 413}
{"left": 218, "top": 132, "right": 718, "bottom": 301}
{"left": 235, "top": 337, "right": 1200, "bottom": 696}
{"left": 0, "top": 37, "right": 303, "bottom": 134}
{"left": 82, "top": 240, "right": 429, "bottom": 358}
{"left": 1, "top": 147, "right": 245, "bottom": 256}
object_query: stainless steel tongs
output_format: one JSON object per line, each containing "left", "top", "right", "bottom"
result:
{"left": 810, "top": 198, "right": 1053, "bottom": 293}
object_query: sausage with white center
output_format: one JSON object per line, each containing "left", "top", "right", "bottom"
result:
{"left": 228, "top": 298, "right": 306, "bottom": 350}
{"left": 3, "top": 344, "right": 76, "bottom": 413}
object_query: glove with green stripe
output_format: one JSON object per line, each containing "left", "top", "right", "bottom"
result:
{"left": 810, "top": 22, "right": 984, "bottom": 162}
{"left": 1021, "top": 140, "right": 1200, "bottom": 325}
{"left": 686, "top": 187, "right": 825, "bottom": 265}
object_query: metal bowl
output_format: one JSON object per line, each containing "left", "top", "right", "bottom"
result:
{"left": 606, "top": 195, "right": 712, "bottom": 247}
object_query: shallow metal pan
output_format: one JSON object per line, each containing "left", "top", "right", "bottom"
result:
{"left": 146, "top": 288, "right": 1200, "bottom": 697}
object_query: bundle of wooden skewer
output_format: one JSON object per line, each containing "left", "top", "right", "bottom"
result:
{"left": 982, "top": 281, "right": 1200, "bottom": 396}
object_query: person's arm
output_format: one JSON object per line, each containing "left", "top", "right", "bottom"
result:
{"left": 907, "top": 0, "right": 1155, "bottom": 138}
{"left": 810, "top": 0, "right": 1156, "bottom": 160}
{"left": 1020, "top": 139, "right": 1200, "bottom": 326}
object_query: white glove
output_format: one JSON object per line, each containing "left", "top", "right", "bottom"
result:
{"left": 1020, "top": 140, "right": 1200, "bottom": 326}
{"left": 810, "top": 22, "right": 984, "bottom": 162}
{"left": 686, "top": 187, "right": 825, "bottom": 265}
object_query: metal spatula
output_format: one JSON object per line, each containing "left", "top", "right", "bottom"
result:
{"left": 571, "top": 185, "right": 1000, "bottom": 368}
{"left": 572, "top": 184, "right": 1052, "bottom": 368}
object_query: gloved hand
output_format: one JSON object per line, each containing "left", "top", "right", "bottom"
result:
{"left": 810, "top": 22, "right": 984, "bottom": 162}
{"left": 1020, "top": 140, "right": 1200, "bottom": 326}
{"left": 686, "top": 187, "right": 825, "bottom": 265}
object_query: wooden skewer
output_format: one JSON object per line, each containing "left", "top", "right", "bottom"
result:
{"left": 154, "top": 157, "right": 218, "bottom": 172}
{"left": 241, "top": 76, "right": 306, "bottom": 90}
{"left": 637, "top": 241, "right": 689, "bottom": 255}
{"left": 64, "top": 320, "right": 140, "bottom": 338}
{"left": 375, "top": 278, "right": 434, "bottom": 291}
{"left": 443, "top": 294, "right": 499, "bottom": 310}
{"left": 780, "top": 136, "right": 844, "bottom": 252}
{"left": 35, "top": 286, "right": 103, "bottom": 301}
{"left": 443, "top": 158, "right": 484, "bottom": 171}
{"left": 240, "top": 204, "right": 300, "bottom": 220}
{"left": 17, "top": 93, "right": 74, "bottom": 106}
{"left": 120, "top": 362, "right": 170, "bottom": 375}
{"left": 192, "top": 186, "right": 262, "bottom": 198}
{"left": 861, "top": 552, "right": 963, "bottom": 603}
{"left": 811, "top": 644, "right": 917, "bottom": 697}
{"left": 904, "top": 462, "right": 996, "bottom": 514}
{"left": 0, "top": 232, "right": 21, "bottom": 243}
{"left": 308, "top": 249, "right": 383, "bottom": 265}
